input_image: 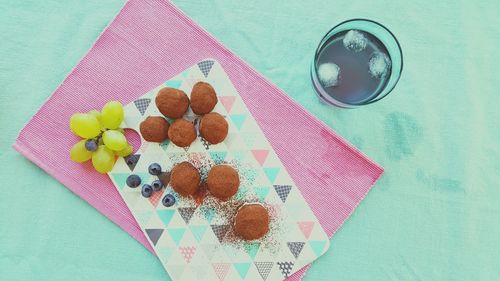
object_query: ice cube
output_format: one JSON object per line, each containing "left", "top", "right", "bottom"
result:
{"left": 368, "top": 52, "right": 391, "bottom": 78}
{"left": 318, "top": 63, "right": 340, "bottom": 87}
{"left": 343, "top": 30, "right": 368, "bottom": 52}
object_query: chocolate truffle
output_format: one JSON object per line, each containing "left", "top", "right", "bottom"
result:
{"left": 168, "top": 119, "right": 197, "bottom": 147}
{"left": 234, "top": 204, "right": 269, "bottom": 240}
{"left": 155, "top": 87, "right": 189, "bottom": 119}
{"left": 190, "top": 82, "right": 218, "bottom": 115}
{"left": 139, "top": 116, "right": 170, "bottom": 142}
{"left": 170, "top": 162, "right": 200, "bottom": 197}
{"left": 207, "top": 164, "right": 239, "bottom": 200}
{"left": 200, "top": 112, "right": 228, "bottom": 144}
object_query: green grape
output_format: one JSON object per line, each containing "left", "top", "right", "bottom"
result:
{"left": 92, "top": 145, "right": 115, "bottom": 173}
{"left": 101, "top": 101, "right": 124, "bottom": 129}
{"left": 88, "top": 109, "right": 106, "bottom": 131}
{"left": 115, "top": 144, "right": 133, "bottom": 157}
{"left": 88, "top": 109, "right": 102, "bottom": 122}
{"left": 102, "top": 130, "right": 127, "bottom": 151}
{"left": 70, "top": 140, "right": 93, "bottom": 163}
{"left": 70, "top": 113, "right": 101, "bottom": 138}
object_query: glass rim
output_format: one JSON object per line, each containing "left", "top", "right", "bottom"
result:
{"left": 312, "top": 18, "right": 404, "bottom": 107}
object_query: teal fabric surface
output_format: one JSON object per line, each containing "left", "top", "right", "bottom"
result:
{"left": 1, "top": 0, "right": 499, "bottom": 280}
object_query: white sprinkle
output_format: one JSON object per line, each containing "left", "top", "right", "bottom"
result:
{"left": 343, "top": 30, "right": 368, "bottom": 52}
{"left": 318, "top": 63, "right": 340, "bottom": 87}
{"left": 369, "top": 52, "right": 391, "bottom": 78}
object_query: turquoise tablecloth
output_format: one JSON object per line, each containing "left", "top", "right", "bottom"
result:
{"left": 1, "top": 0, "right": 498, "bottom": 280}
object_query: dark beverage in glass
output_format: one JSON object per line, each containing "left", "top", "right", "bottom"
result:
{"left": 311, "top": 19, "right": 403, "bottom": 108}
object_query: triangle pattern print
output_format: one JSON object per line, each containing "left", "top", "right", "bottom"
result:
{"left": 233, "top": 262, "right": 251, "bottom": 279}
{"left": 277, "top": 262, "right": 294, "bottom": 278}
{"left": 218, "top": 96, "right": 236, "bottom": 113}
{"left": 309, "top": 240, "right": 327, "bottom": 257}
{"left": 198, "top": 60, "right": 215, "bottom": 77}
{"left": 189, "top": 225, "right": 208, "bottom": 242}
{"left": 179, "top": 246, "right": 197, "bottom": 263}
{"left": 254, "top": 262, "right": 274, "bottom": 281}
{"left": 168, "top": 228, "right": 186, "bottom": 246}
{"left": 229, "top": 114, "right": 247, "bottom": 130}
{"left": 244, "top": 242, "right": 260, "bottom": 260}
{"left": 287, "top": 242, "right": 305, "bottom": 259}
{"left": 251, "top": 149, "right": 269, "bottom": 166}
{"left": 212, "top": 263, "right": 230, "bottom": 281}
{"left": 134, "top": 98, "right": 151, "bottom": 115}
{"left": 178, "top": 207, "right": 197, "bottom": 224}
{"left": 165, "top": 79, "right": 182, "bottom": 89}
{"left": 145, "top": 229, "right": 164, "bottom": 246}
{"left": 157, "top": 209, "right": 176, "bottom": 227}
{"left": 211, "top": 225, "right": 230, "bottom": 243}
{"left": 263, "top": 167, "right": 280, "bottom": 183}
{"left": 148, "top": 190, "right": 163, "bottom": 208}
{"left": 254, "top": 186, "right": 271, "bottom": 202}
{"left": 297, "top": 221, "right": 314, "bottom": 239}
{"left": 111, "top": 173, "right": 130, "bottom": 190}
{"left": 202, "top": 207, "right": 216, "bottom": 224}
{"left": 273, "top": 185, "right": 292, "bottom": 203}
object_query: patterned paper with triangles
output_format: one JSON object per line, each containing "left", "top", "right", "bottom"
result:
{"left": 108, "top": 59, "right": 330, "bottom": 281}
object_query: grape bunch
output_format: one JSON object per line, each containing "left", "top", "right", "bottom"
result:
{"left": 69, "top": 101, "right": 133, "bottom": 173}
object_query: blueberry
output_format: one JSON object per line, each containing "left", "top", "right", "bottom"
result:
{"left": 141, "top": 184, "right": 153, "bottom": 198}
{"left": 125, "top": 155, "right": 139, "bottom": 166}
{"left": 152, "top": 180, "right": 163, "bottom": 192}
{"left": 148, "top": 163, "right": 162, "bottom": 175}
{"left": 84, "top": 139, "right": 98, "bottom": 152}
{"left": 162, "top": 194, "right": 176, "bottom": 207}
{"left": 126, "top": 174, "right": 141, "bottom": 188}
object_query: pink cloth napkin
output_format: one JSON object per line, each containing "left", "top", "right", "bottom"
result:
{"left": 14, "top": 0, "right": 383, "bottom": 280}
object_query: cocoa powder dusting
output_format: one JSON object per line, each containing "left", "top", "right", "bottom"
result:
{"left": 164, "top": 153, "right": 282, "bottom": 253}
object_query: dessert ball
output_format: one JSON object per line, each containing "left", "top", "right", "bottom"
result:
{"left": 190, "top": 82, "right": 218, "bottom": 115}
{"left": 155, "top": 88, "right": 189, "bottom": 119}
{"left": 168, "top": 119, "right": 197, "bottom": 147}
{"left": 170, "top": 162, "right": 200, "bottom": 197}
{"left": 207, "top": 164, "right": 239, "bottom": 200}
{"left": 139, "top": 116, "right": 170, "bottom": 142}
{"left": 200, "top": 112, "right": 228, "bottom": 144}
{"left": 234, "top": 204, "right": 269, "bottom": 240}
